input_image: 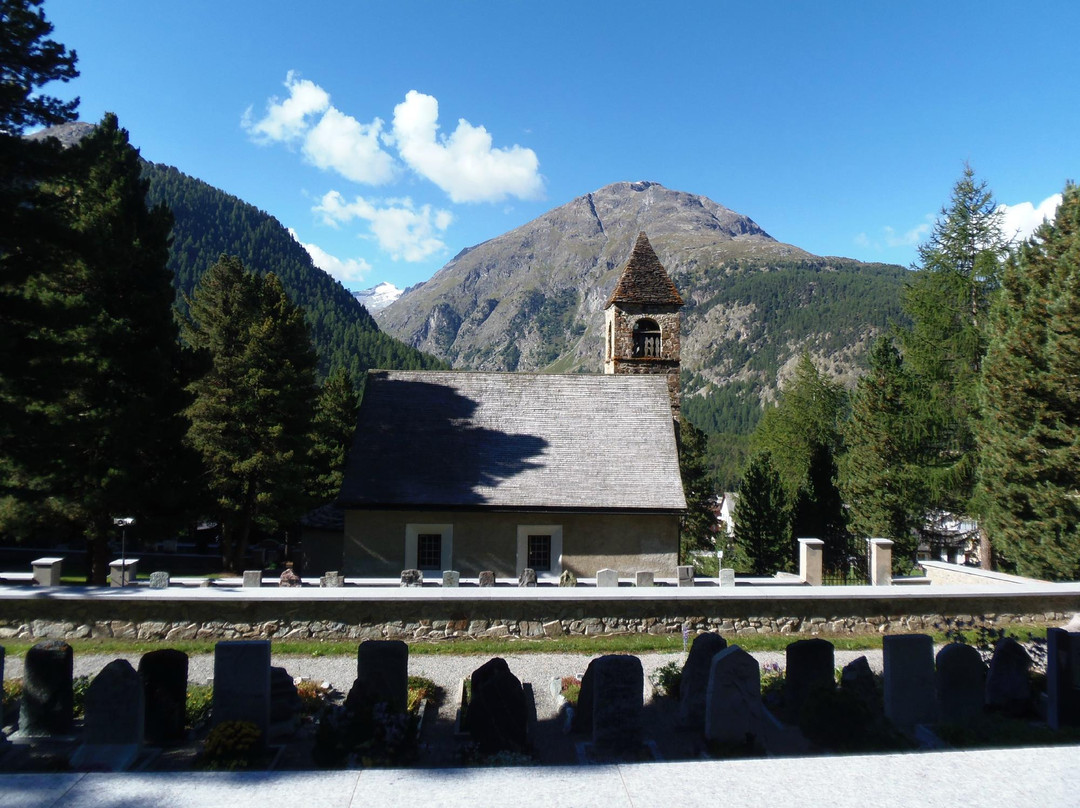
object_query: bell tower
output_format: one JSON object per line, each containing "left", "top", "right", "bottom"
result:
{"left": 604, "top": 232, "right": 683, "bottom": 420}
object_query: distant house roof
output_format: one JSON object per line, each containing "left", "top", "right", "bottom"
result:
{"left": 338, "top": 371, "right": 687, "bottom": 512}
{"left": 606, "top": 231, "right": 684, "bottom": 308}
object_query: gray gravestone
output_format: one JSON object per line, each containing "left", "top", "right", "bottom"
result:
{"left": 785, "top": 638, "right": 835, "bottom": 715}
{"left": 518, "top": 568, "right": 537, "bottom": 587}
{"left": 212, "top": 641, "right": 271, "bottom": 744}
{"left": 400, "top": 568, "right": 423, "bottom": 587}
{"left": 269, "top": 666, "right": 302, "bottom": 738}
{"left": 320, "top": 571, "right": 344, "bottom": 587}
{"left": 442, "top": 570, "right": 460, "bottom": 587}
{"left": 596, "top": 568, "right": 619, "bottom": 588}
{"left": 634, "top": 570, "right": 654, "bottom": 587}
{"left": 591, "top": 654, "right": 644, "bottom": 753}
{"left": 559, "top": 569, "right": 577, "bottom": 587}
{"left": 719, "top": 568, "right": 736, "bottom": 587}
{"left": 71, "top": 659, "right": 144, "bottom": 771}
{"left": 1047, "top": 628, "right": 1080, "bottom": 729}
{"left": 355, "top": 640, "right": 408, "bottom": 711}
{"left": 841, "top": 655, "right": 879, "bottom": 713}
{"left": 935, "top": 643, "right": 986, "bottom": 726}
{"left": 242, "top": 569, "right": 263, "bottom": 588}
{"left": 677, "top": 565, "right": 694, "bottom": 587}
{"left": 466, "top": 657, "right": 528, "bottom": 754}
{"left": 883, "top": 633, "right": 937, "bottom": 728}
{"left": 19, "top": 640, "right": 74, "bottom": 737}
{"left": 278, "top": 566, "right": 301, "bottom": 587}
{"left": 985, "top": 637, "right": 1032, "bottom": 716}
{"left": 139, "top": 648, "right": 189, "bottom": 744}
{"left": 148, "top": 571, "right": 170, "bottom": 590}
{"left": 679, "top": 632, "right": 728, "bottom": 728}
{"left": 704, "top": 645, "right": 763, "bottom": 746}
{"left": 478, "top": 570, "right": 496, "bottom": 587}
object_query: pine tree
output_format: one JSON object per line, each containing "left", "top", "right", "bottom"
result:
{"left": 0, "top": 0, "right": 78, "bottom": 134}
{"left": 977, "top": 183, "right": 1080, "bottom": 580}
{"left": 184, "top": 256, "right": 318, "bottom": 572}
{"left": 733, "top": 451, "right": 790, "bottom": 574}
{"left": 678, "top": 416, "right": 718, "bottom": 562}
{"left": 307, "top": 366, "right": 360, "bottom": 505}
{"left": 839, "top": 337, "right": 925, "bottom": 561}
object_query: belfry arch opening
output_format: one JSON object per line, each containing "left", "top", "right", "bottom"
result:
{"left": 633, "top": 318, "right": 662, "bottom": 358}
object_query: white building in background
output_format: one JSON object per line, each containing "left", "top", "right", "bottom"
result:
{"left": 718, "top": 492, "right": 737, "bottom": 537}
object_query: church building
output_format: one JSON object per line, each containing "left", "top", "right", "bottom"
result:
{"left": 336, "top": 233, "right": 688, "bottom": 579}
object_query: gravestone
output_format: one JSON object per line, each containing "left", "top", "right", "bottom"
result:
{"left": 785, "top": 638, "right": 835, "bottom": 716}
{"left": 109, "top": 558, "right": 138, "bottom": 587}
{"left": 466, "top": 657, "right": 528, "bottom": 754}
{"left": 269, "top": 666, "right": 302, "bottom": 738}
{"left": 148, "top": 571, "right": 170, "bottom": 590}
{"left": 596, "top": 568, "right": 619, "bottom": 588}
{"left": 719, "top": 568, "right": 736, "bottom": 587}
{"left": 841, "top": 655, "right": 879, "bottom": 713}
{"left": 278, "top": 565, "right": 301, "bottom": 587}
{"left": 1047, "top": 628, "right": 1080, "bottom": 729}
{"left": 634, "top": 570, "right": 654, "bottom": 587}
{"left": 985, "top": 637, "right": 1032, "bottom": 717}
{"left": 590, "top": 654, "right": 644, "bottom": 753}
{"left": 212, "top": 641, "right": 271, "bottom": 744}
{"left": 400, "top": 568, "right": 423, "bottom": 587}
{"left": 354, "top": 640, "right": 408, "bottom": 711}
{"left": 70, "top": 659, "right": 144, "bottom": 771}
{"left": 679, "top": 632, "right": 728, "bottom": 728}
{"left": 320, "top": 571, "right": 344, "bottom": 587}
{"left": 677, "top": 565, "right": 695, "bottom": 587}
{"left": 935, "top": 643, "right": 986, "bottom": 726}
{"left": 19, "top": 640, "right": 74, "bottom": 737}
{"left": 478, "top": 570, "right": 496, "bottom": 587}
{"left": 442, "top": 570, "right": 460, "bottom": 587}
{"left": 704, "top": 645, "right": 763, "bottom": 746}
{"left": 883, "top": 633, "right": 937, "bottom": 728}
{"left": 559, "top": 569, "right": 577, "bottom": 587}
{"left": 31, "top": 557, "right": 63, "bottom": 587}
{"left": 139, "top": 649, "right": 189, "bottom": 744}
{"left": 242, "top": 570, "right": 263, "bottom": 588}
{"left": 518, "top": 568, "right": 537, "bottom": 587}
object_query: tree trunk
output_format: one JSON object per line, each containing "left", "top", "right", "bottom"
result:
{"left": 979, "top": 525, "right": 993, "bottom": 570}
{"left": 86, "top": 519, "right": 111, "bottom": 585}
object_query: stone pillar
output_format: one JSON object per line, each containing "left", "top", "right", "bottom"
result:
{"left": 798, "top": 538, "right": 825, "bottom": 586}
{"left": 31, "top": 557, "right": 63, "bottom": 587}
{"left": 109, "top": 558, "right": 139, "bottom": 587}
{"left": 870, "top": 538, "right": 893, "bottom": 586}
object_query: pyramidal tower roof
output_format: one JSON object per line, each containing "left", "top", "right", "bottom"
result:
{"left": 606, "top": 232, "right": 684, "bottom": 308}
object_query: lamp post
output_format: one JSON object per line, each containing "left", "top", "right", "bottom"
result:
{"left": 113, "top": 517, "right": 134, "bottom": 587}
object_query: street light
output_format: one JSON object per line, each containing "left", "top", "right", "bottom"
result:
{"left": 113, "top": 517, "right": 134, "bottom": 587}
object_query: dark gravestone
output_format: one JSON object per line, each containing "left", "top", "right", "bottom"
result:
{"left": 704, "top": 645, "right": 763, "bottom": 746}
{"left": 572, "top": 658, "right": 597, "bottom": 734}
{"left": 212, "top": 641, "right": 271, "bottom": 745}
{"left": 591, "top": 655, "right": 644, "bottom": 753}
{"left": 467, "top": 657, "right": 528, "bottom": 754}
{"left": 518, "top": 568, "right": 537, "bottom": 587}
{"left": 139, "top": 649, "right": 189, "bottom": 744}
{"left": 841, "top": 655, "right": 879, "bottom": 714}
{"left": 71, "top": 659, "right": 144, "bottom": 770}
{"left": 19, "top": 640, "right": 74, "bottom": 736}
{"left": 354, "top": 640, "right": 408, "bottom": 711}
{"left": 935, "top": 643, "right": 986, "bottom": 726}
{"left": 883, "top": 633, "right": 937, "bottom": 729}
{"left": 478, "top": 570, "right": 496, "bottom": 587}
{"left": 784, "top": 638, "right": 835, "bottom": 716}
{"left": 985, "top": 637, "right": 1032, "bottom": 717}
{"left": 679, "top": 632, "right": 728, "bottom": 728}
{"left": 269, "top": 666, "right": 302, "bottom": 737}
{"left": 1047, "top": 628, "right": 1080, "bottom": 729}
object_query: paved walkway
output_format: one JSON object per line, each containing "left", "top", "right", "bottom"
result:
{"left": 2, "top": 745, "right": 1077, "bottom": 808}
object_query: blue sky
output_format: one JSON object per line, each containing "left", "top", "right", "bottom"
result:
{"left": 45, "top": 1, "right": 1079, "bottom": 292}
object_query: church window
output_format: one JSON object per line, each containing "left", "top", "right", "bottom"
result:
{"left": 417, "top": 534, "right": 442, "bottom": 570}
{"left": 527, "top": 534, "right": 552, "bottom": 571}
{"left": 633, "top": 318, "right": 662, "bottom": 358}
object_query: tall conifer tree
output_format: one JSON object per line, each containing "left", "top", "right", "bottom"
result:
{"left": 733, "top": 451, "right": 790, "bottom": 574}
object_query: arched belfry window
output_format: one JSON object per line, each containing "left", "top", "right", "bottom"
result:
{"left": 633, "top": 318, "right": 662, "bottom": 358}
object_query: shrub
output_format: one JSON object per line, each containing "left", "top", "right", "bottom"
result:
{"left": 560, "top": 676, "right": 581, "bottom": 706}
{"left": 2, "top": 679, "right": 22, "bottom": 726}
{"left": 649, "top": 661, "right": 682, "bottom": 699}
{"left": 186, "top": 683, "right": 214, "bottom": 729}
{"left": 296, "top": 680, "right": 332, "bottom": 715}
{"left": 202, "top": 720, "right": 262, "bottom": 769}
{"left": 72, "top": 675, "right": 91, "bottom": 719}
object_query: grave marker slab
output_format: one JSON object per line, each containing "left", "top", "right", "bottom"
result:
{"left": 400, "top": 568, "right": 423, "bottom": 587}
{"left": 71, "top": 659, "right": 144, "bottom": 771}
{"left": 354, "top": 640, "right": 408, "bottom": 711}
{"left": 1047, "top": 628, "right": 1080, "bottom": 729}
{"left": 518, "top": 568, "right": 537, "bottom": 587}
{"left": 841, "top": 655, "right": 879, "bottom": 713}
{"left": 442, "top": 570, "right": 460, "bottom": 587}
{"left": 19, "top": 640, "right": 74, "bottom": 737}
{"left": 212, "top": 641, "right": 271, "bottom": 744}
{"left": 634, "top": 571, "right": 654, "bottom": 588}
{"left": 677, "top": 565, "right": 695, "bottom": 587}
{"left": 320, "top": 571, "right": 344, "bottom": 587}
{"left": 679, "top": 632, "right": 728, "bottom": 729}
{"left": 883, "top": 633, "right": 936, "bottom": 728}
{"left": 559, "top": 570, "right": 577, "bottom": 587}
{"left": 705, "top": 645, "right": 763, "bottom": 746}
{"left": 985, "top": 637, "right": 1032, "bottom": 717}
{"left": 785, "top": 638, "right": 835, "bottom": 715}
{"left": 109, "top": 558, "right": 138, "bottom": 587}
{"left": 719, "top": 568, "right": 736, "bottom": 587}
{"left": 148, "top": 571, "right": 170, "bottom": 590}
{"left": 31, "top": 557, "right": 63, "bottom": 587}
{"left": 242, "top": 570, "right": 263, "bottom": 588}
{"left": 466, "top": 657, "right": 528, "bottom": 754}
{"left": 596, "top": 568, "right": 619, "bottom": 588}
{"left": 478, "top": 570, "right": 496, "bottom": 587}
{"left": 139, "top": 649, "right": 189, "bottom": 744}
{"left": 935, "top": 643, "right": 986, "bottom": 726}
{"left": 591, "top": 654, "right": 644, "bottom": 753}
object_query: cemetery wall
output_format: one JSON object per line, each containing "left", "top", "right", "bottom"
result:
{"left": 919, "top": 561, "right": 1046, "bottom": 587}
{"left": 0, "top": 586, "right": 1075, "bottom": 642}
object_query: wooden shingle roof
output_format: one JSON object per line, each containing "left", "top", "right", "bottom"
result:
{"left": 338, "top": 371, "right": 686, "bottom": 511}
{"left": 606, "top": 232, "right": 684, "bottom": 308}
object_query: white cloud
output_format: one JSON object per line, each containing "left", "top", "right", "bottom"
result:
{"left": 856, "top": 214, "right": 933, "bottom": 252}
{"left": 998, "top": 194, "right": 1063, "bottom": 244}
{"left": 313, "top": 190, "right": 452, "bottom": 262}
{"left": 244, "top": 72, "right": 396, "bottom": 186}
{"left": 243, "top": 71, "right": 329, "bottom": 143}
{"left": 391, "top": 90, "right": 544, "bottom": 203}
{"left": 288, "top": 228, "right": 372, "bottom": 287}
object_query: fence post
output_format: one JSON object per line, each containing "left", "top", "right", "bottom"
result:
{"left": 798, "top": 538, "right": 825, "bottom": 585}
{"left": 870, "top": 538, "right": 894, "bottom": 586}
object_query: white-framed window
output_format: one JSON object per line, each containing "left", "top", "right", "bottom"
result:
{"left": 405, "top": 523, "right": 453, "bottom": 576}
{"left": 516, "top": 524, "right": 562, "bottom": 578}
